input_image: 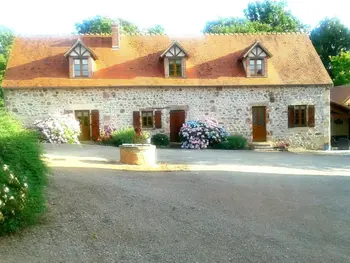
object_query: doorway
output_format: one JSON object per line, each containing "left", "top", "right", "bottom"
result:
{"left": 252, "top": 106, "right": 267, "bottom": 142}
{"left": 75, "top": 110, "right": 90, "bottom": 141}
{"left": 170, "top": 110, "right": 185, "bottom": 142}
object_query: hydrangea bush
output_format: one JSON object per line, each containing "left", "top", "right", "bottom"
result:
{"left": 179, "top": 119, "right": 229, "bottom": 149}
{"left": 34, "top": 114, "right": 81, "bottom": 144}
{"left": 0, "top": 163, "right": 28, "bottom": 224}
{"left": 98, "top": 125, "right": 116, "bottom": 143}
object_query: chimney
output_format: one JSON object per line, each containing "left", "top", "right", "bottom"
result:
{"left": 112, "top": 22, "right": 120, "bottom": 49}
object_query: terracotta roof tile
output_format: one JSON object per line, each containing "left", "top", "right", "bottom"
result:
{"left": 3, "top": 33, "right": 332, "bottom": 88}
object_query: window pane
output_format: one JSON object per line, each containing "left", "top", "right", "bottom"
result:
{"left": 256, "top": 60, "right": 262, "bottom": 65}
{"left": 82, "top": 59, "right": 88, "bottom": 64}
{"left": 74, "top": 64, "right": 80, "bottom": 70}
{"left": 82, "top": 71, "right": 89, "bottom": 76}
{"left": 74, "top": 59, "right": 80, "bottom": 64}
{"left": 250, "top": 60, "right": 255, "bottom": 66}
{"left": 82, "top": 64, "right": 89, "bottom": 70}
{"left": 74, "top": 70, "right": 81, "bottom": 77}
{"left": 169, "top": 63, "right": 175, "bottom": 76}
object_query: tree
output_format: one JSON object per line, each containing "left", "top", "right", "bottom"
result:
{"left": 244, "top": 0, "right": 307, "bottom": 32}
{"left": 203, "top": 0, "right": 307, "bottom": 34}
{"left": 330, "top": 51, "right": 350, "bottom": 86}
{"left": 147, "top": 24, "right": 165, "bottom": 35}
{"left": 203, "top": 17, "right": 271, "bottom": 34}
{"left": 75, "top": 16, "right": 140, "bottom": 34}
{"left": 0, "top": 26, "right": 14, "bottom": 108}
{"left": 310, "top": 17, "right": 350, "bottom": 74}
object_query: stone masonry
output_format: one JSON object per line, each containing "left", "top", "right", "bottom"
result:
{"left": 4, "top": 86, "right": 330, "bottom": 149}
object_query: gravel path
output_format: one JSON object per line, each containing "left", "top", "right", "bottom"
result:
{"left": 1, "top": 167, "right": 349, "bottom": 263}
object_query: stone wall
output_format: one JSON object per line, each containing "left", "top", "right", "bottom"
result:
{"left": 4, "top": 86, "right": 330, "bottom": 149}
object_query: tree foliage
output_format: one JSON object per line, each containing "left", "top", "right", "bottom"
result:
{"left": 203, "top": 0, "right": 307, "bottom": 33}
{"left": 75, "top": 16, "right": 140, "bottom": 34}
{"left": 244, "top": 0, "right": 307, "bottom": 32}
{"left": 0, "top": 26, "right": 14, "bottom": 108}
{"left": 310, "top": 17, "right": 350, "bottom": 74}
{"left": 330, "top": 51, "right": 350, "bottom": 86}
{"left": 147, "top": 24, "right": 166, "bottom": 35}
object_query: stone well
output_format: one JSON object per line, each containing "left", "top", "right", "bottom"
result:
{"left": 119, "top": 144, "right": 156, "bottom": 165}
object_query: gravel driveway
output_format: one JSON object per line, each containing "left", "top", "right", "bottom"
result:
{"left": 1, "top": 166, "right": 349, "bottom": 263}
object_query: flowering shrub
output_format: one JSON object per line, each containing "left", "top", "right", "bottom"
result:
{"left": 179, "top": 119, "right": 229, "bottom": 149}
{"left": 0, "top": 110, "right": 47, "bottom": 235}
{"left": 98, "top": 125, "right": 116, "bottom": 143}
{"left": 0, "top": 163, "right": 28, "bottom": 224}
{"left": 34, "top": 113, "right": 80, "bottom": 144}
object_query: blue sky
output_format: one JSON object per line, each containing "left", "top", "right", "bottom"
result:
{"left": 0, "top": 0, "right": 349, "bottom": 35}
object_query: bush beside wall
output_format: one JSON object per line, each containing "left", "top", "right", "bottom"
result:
{"left": 0, "top": 110, "right": 48, "bottom": 235}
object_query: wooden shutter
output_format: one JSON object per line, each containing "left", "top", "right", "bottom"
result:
{"left": 308, "top": 105, "right": 315, "bottom": 127}
{"left": 133, "top": 111, "right": 140, "bottom": 128}
{"left": 91, "top": 110, "right": 99, "bottom": 141}
{"left": 155, "top": 111, "right": 162, "bottom": 128}
{"left": 288, "top": 106, "right": 295, "bottom": 128}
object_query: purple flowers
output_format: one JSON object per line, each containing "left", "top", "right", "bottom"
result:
{"left": 179, "top": 119, "right": 229, "bottom": 149}
{"left": 34, "top": 113, "right": 81, "bottom": 144}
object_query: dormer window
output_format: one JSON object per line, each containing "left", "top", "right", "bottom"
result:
{"left": 160, "top": 41, "right": 188, "bottom": 78}
{"left": 74, "top": 58, "right": 89, "bottom": 77}
{"left": 169, "top": 59, "right": 182, "bottom": 77}
{"left": 240, "top": 41, "right": 272, "bottom": 78}
{"left": 64, "top": 39, "right": 98, "bottom": 78}
{"left": 250, "top": 59, "right": 264, "bottom": 76}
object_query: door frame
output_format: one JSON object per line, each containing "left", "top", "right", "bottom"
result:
{"left": 252, "top": 106, "right": 267, "bottom": 142}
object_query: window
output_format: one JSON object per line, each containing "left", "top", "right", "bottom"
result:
{"left": 294, "top": 105, "right": 307, "bottom": 127}
{"left": 142, "top": 111, "right": 153, "bottom": 128}
{"left": 169, "top": 59, "right": 182, "bottom": 77}
{"left": 288, "top": 105, "right": 315, "bottom": 128}
{"left": 249, "top": 59, "right": 264, "bottom": 76}
{"left": 74, "top": 58, "right": 89, "bottom": 77}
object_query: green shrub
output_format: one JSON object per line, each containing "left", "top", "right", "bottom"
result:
{"left": 111, "top": 127, "right": 135, "bottom": 146}
{"left": 213, "top": 135, "right": 248, "bottom": 150}
{"left": 151, "top": 133, "right": 170, "bottom": 147}
{"left": 0, "top": 110, "right": 48, "bottom": 235}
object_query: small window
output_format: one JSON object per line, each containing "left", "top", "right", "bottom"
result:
{"left": 142, "top": 111, "right": 153, "bottom": 128}
{"left": 288, "top": 105, "right": 315, "bottom": 128}
{"left": 249, "top": 59, "right": 264, "bottom": 76}
{"left": 169, "top": 59, "right": 182, "bottom": 77}
{"left": 74, "top": 58, "right": 89, "bottom": 77}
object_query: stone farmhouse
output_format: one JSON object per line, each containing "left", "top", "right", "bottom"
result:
{"left": 2, "top": 24, "right": 332, "bottom": 149}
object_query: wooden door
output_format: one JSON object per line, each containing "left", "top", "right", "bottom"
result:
{"left": 75, "top": 110, "right": 90, "bottom": 141}
{"left": 170, "top": 110, "right": 185, "bottom": 142}
{"left": 252, "top": 106, "right": 267, "bottom": 142}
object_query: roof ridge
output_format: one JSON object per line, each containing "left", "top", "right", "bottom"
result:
{"left": 77, "top": 32, "right": 168, "bottom": 36}
{"left": 203, "top": 31, "right": 304, "bottom": 36}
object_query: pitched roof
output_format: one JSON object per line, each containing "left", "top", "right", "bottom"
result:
{"left": 160, "top": 41, "right": 188, "bottom": 58}
{"left": 331, "top": 85, "right": 350, "bottom": 106}
{"left": 3, "top": 33, "right": 332, "bottom": 88}
{"left": 64, "top": 39, "right": 98, "bottom": 60}
{"left": 241, "top": 40, "right": 272, "bottom": 59}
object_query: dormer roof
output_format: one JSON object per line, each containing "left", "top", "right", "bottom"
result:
{"left": 160, "top": 41, "right": 188, "bottom": 58}
{"left": 241, "top": 40, "right": 272, "bottom": 59}
{"left": 64, "top": 39, "right": 98, "bottom": 60}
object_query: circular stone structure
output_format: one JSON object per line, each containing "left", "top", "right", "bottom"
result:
{"left": 119, "top": 144, "right": 156, "bottom": 165}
